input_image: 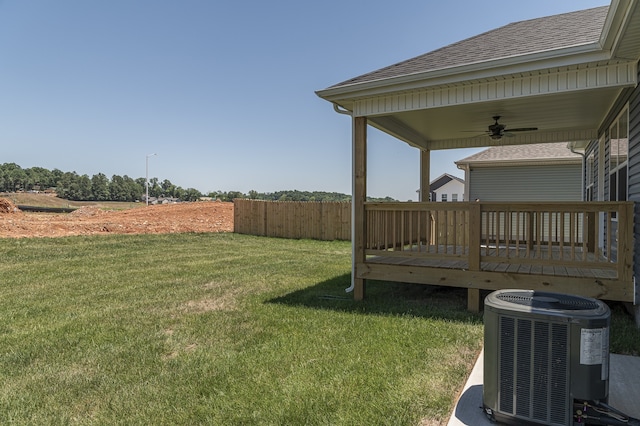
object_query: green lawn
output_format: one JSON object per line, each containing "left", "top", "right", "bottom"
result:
{"left": 0, "top": 233, "right": 637, "bottom": 425}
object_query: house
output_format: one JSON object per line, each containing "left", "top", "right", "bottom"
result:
{"left": 316, "top": 1, "right": 639, "bottom": 322}
{"left": 428, "top": 173, "right": 465, "bottom": 202}
{"left": 455, "top": 142, "right": 583, "bottom": 202}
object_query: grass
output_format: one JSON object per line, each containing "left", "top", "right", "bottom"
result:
{"left": 0, "top": 233, "right": 637, "bottom": 425}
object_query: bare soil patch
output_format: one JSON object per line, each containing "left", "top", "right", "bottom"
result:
{"left": 0, "top": 198, "right": 234, "bottom": 238}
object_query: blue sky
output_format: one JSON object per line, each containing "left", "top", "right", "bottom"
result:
{"left": 0, "top": 0, "right": 609, "bottom": 201}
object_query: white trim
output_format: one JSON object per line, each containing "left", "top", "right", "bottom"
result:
{"left": 600, "top": 0, "right": 636, "bottom": 55}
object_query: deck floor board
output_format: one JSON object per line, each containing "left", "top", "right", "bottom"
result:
{"left": 368, "top": 244, "right": 616, "bottom": 279}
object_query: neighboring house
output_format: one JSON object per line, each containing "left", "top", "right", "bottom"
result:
{"left": 316, "top": 1, "right": 639, "bottom": 322}
{"left": 454, "top": 142, "right": 583, "bottom": 202}
{"left": 429, "top": 173, "right": 465, "bottom": 202}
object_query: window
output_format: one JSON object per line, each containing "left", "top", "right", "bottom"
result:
{"left": 452, "top": 194, "right": 458, "bottom": 202}
{"left": 609, "top": 106, "right": 628, "bottom": 203}
{"left": 441, "top": 194, "right": 447, "bottom": 202}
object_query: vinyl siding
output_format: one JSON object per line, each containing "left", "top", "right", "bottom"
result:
{"left": 468, "top": 164, "right": 581, "bottom": 202}
{"left": 628, "top": 63, "right": 640, "bottom": 293}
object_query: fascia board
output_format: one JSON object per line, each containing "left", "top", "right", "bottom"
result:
{"left": 599, "top": 0, "right": 633, "bottom": 54}
{"left": 316, "top": 44, "right": 611, "bottom": 103}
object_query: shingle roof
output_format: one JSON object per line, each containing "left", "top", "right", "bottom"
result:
{"left": 456, "top": 142, "right": 582, "bottom": 165}
{"left": 330, "top": 6, "right": 609, "bottom": 88}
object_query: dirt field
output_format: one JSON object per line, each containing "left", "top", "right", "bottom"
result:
{"left": 0, "top": 198, "right": 234, "bottom": 238}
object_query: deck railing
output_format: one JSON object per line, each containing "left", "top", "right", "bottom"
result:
{"left": 364, "top": 201, "right": 634, "bottom": 280}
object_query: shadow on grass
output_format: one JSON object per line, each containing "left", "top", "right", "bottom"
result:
{"left": 267, "top": 273, "right": 483, "bottom": 324}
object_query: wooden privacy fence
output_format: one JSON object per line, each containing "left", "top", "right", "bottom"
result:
{"left": 233, "top": 199, "right": 351, "bottom": 241}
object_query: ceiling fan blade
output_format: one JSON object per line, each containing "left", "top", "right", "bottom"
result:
{"left": 506, "top": 127, "right": 538, "bottom": 132}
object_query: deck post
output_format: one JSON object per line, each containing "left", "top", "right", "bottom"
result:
{"left": 468, "top": 202, "right": 481, "bottom": 271}
{"left": 420, "top": 149, "right": 430, "bottom": 201}
{"left": 467, "top": 288, "right": 481, "bottom": 313}
{"left": 468, "top": 202, "right": 482, "bottom": 312}
{"left": 353, "top": 116, "right": 367, "bottom": 300}
{"left": 617, "top": 203, "right": 634, "bottom": 285}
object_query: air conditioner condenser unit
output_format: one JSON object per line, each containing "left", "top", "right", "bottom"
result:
{"left": 483, "top": 289, "right": 610, "bottom": 426}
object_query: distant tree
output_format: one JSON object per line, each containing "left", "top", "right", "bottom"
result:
{"left": 135, "top": 177, "right": 146, "bottom": 191}
{"left": 171, "top": 187, "right": 183, "bottom": 200}
{"left": 25, "top": 166, "right": 54, "bottom": 191}
{"left": 248, "top": 190, "right": 258, "bottom": 199}
{"left": 91, "top": 173, "right": 110, "bottom": 201}
{"left": 56, "top": 171, "right": 87, "bottom": 200}
{"left": 182, "top": 188, "right": 203, "bottom": 202}
{"left": 50, "top": 169, "right": 64, "bottom": 190}
{"left": 149, "top": 177, "right": 161, "bottom": 198}
{"left": 77, "top": 174, "right": 92, "bottom": 200}
{"left": 226, "top": 191, "right": 244, "bottom": 202}
{"left": 160, "top": 179, "right": 176, "bottom": 197}
{"left": 1, "top": 163, "right": 26, "bottom": 192}
{"left": 207, "top": 190, "right": 225, "bottom": 200}
{"left": 110, "top": 175, "right": 129, "bottom": 201}
{"left": 122, "top": 175, "right": 142, "bottom": 202}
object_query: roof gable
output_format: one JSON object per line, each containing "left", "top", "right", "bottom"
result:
{"left": 430, "top": 173, "right": 464, "bottom": 191}
{"left": 331, "top": 6, "right": 609, "bottom": 89}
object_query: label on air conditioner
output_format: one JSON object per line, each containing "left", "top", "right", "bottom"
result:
{"left": 580, "top": 327, "right": 610, "bottom": 380}
{"left": 580, "top": 328, "right": 607, "bottom": 365}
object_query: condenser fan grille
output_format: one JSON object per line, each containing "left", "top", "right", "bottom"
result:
{"left": 498, "top": 316, "right": 569, "bottom": 425}
{"left": 496, "top": 291, "right": 600, "bottom": 311}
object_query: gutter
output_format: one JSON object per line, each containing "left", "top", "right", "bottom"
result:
{"left": 455, "top": 163, "right": 470, "bottom": 202}
{"left": 567, "top": 141, "right": 588, "bottom": 200}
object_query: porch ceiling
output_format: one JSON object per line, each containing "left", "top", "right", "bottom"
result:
{"left": 365, "top": 82, "right": 630, "bottom": 151}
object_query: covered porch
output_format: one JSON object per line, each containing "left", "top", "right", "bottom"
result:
{"left": 316, "top": 2, "right": 640, "bottom": 312}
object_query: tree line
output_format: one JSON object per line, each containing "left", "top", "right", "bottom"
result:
{"left": 0, "top": 163, "right": 396, "bottom": 203}
{"left": 0, "top": 163, "right": 203, "bottom": 202}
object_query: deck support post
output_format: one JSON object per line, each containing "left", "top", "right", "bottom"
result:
{"left": 467, "top": 202, "right": 482, "bottom": 312}
{"left": 467, "top": 288, "right": 481, "bottom": 313}
{"left": 352, "top": 116, "right": 367, "bottom": 300}
{"left": 618, "top": 203, "right": 634, "bottom": 285}
{"left": 420, "top": 149, "right": 430, "bottom": 201}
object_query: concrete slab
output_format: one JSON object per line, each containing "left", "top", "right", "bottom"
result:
{"left": 447, "top": 350, "right": 640, "bottom": 426}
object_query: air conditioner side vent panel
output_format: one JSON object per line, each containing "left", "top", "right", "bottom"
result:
{"left": 497, "top": 315, "right": 570, "bottom": 425}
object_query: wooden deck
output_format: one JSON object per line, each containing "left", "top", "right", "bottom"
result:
{"left": 358, "top": 201, "right": 635, "bottom": 311}
{"left": 368, "top": 244, "right": 616, "bottom": 279}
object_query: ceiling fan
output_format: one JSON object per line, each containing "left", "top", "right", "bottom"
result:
{"left": 483, "top": 116, "right": 538, "bottom": 140}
